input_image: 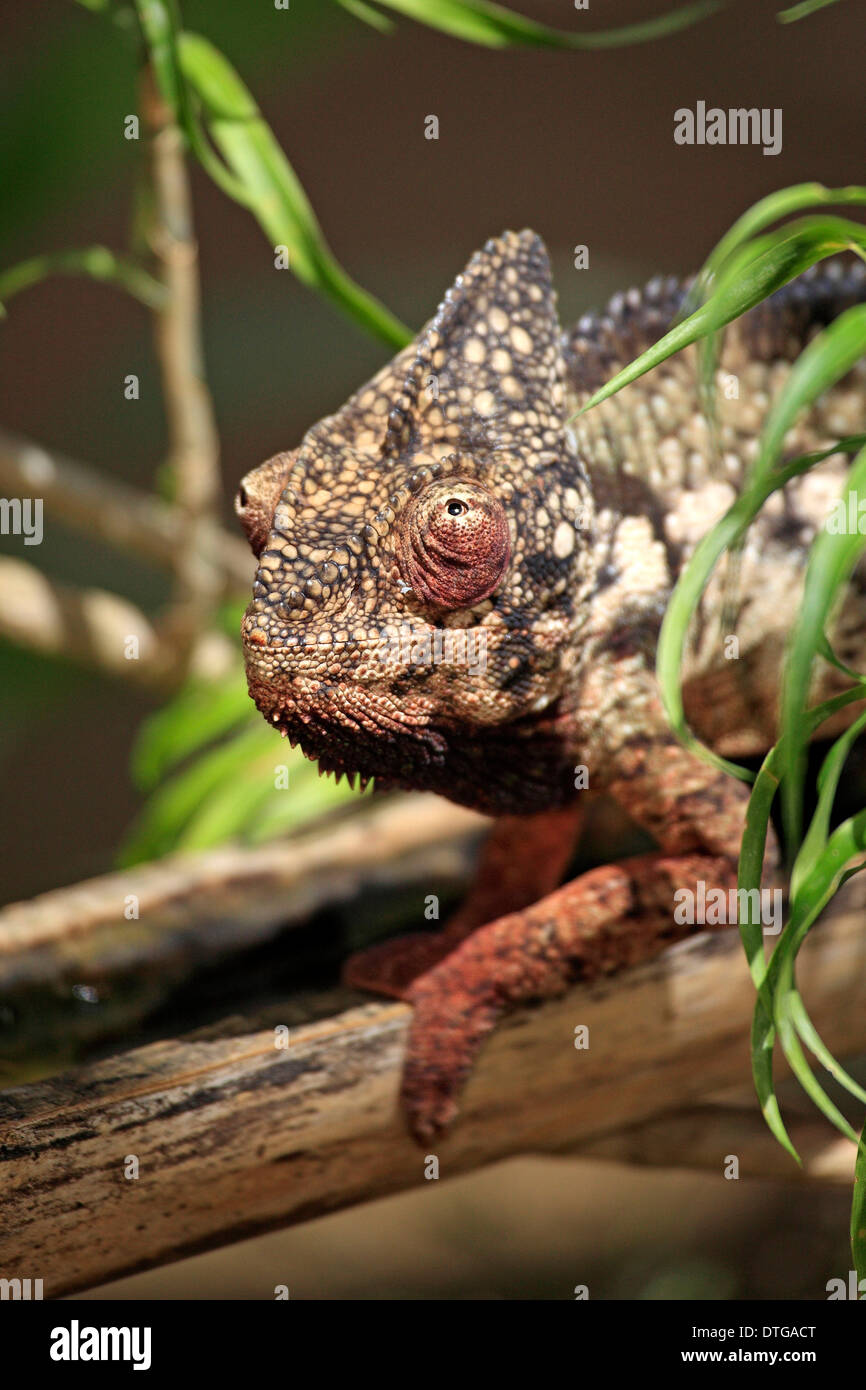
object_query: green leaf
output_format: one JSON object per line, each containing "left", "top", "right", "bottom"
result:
{"left": 0, "top": 246, "right": 164, "bottom": 315}
{"left": 817, "top": 630, "right": 866, "bottom": 684}
{"left": 853, "top": 1120, "right": 866, "bottom": 1283}
{"left": 751, "top": 998, "right": 799, "bottom": 1161}
{"left": 130, "top": 667, "right": 253, "bottom": 790}
{"left": 173, "top": 746, "right": 297, "bottom": 851}
{"left": 737, "top": 688, "right": 866, "bottom": 1156}
{"left": 791, "top": 707, "right": 866, "bottom": 901}
{"left": 336, "top": 0, "right": 396, "bottom": 32}
{"left": 788, "top": 991, "right": 866, "bottom": 1109}
{"left": 574, "top": 217, "right": 866, "bottom": 419}
{"left": 135, "top": 0, "right": 259, "bottom": 208}
{"left": 120, "top": 723, "right": 275, "bottom": 864}
{"left": 759, "top": 805, "right": 866, "bottom": 1142}
{"left": 374, "top": 0, "right": 723, "bottom": 49}
{"left": 658, "top": 428, "right": 866, "bottom": 781}
{"left": 778, "top": 0, "right": 844, "bottom": 21}
{"left": 656, "top": 446, "right": 833, "bottom": 782}
{"left": 780, "top": 437, "right": 866, "bottom": 849}
{"left": 774, "top": 982, "right": 859, "bottom": 1144}
{"left": 122, "top": 694, "right": 370, "bottom": 860}
{"left": 737, "top": 687, "right": 865, "bottom": 998}
{"left": 686, "top": 184, "right": 866, "bottom": 311}
{"left": 175, "top": 32, "right": 411, "bottom": 348}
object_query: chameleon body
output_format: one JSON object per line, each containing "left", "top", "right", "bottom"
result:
{"left": 238, "top": 232, "right": 866, "bottom": 1141}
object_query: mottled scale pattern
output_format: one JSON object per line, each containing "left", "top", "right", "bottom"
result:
{"left": 239, "top": 231, "right": 866, "bottom": 814}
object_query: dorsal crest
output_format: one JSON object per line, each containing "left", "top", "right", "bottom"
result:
{"left": 383, "top": 229, "right": 566, "bottom": 462}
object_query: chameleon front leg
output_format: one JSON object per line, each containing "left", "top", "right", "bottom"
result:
{"left": 344, "top": 803, "right": 586, "bottom": 996}
{"left": 398, "top": 738, "right": 773, "bottom": 1143}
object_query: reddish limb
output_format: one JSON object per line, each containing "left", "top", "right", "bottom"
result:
{"left": 407, "top": 718, "right": 777, "bottom": 1141}
{"left": 349, "top": 682, "right": 779, "bottom": 1143}
{"left": 343, "top": 802, "right": 585, "bottom": 996}
{"left": 394, "top": 721, "right": 779, "bottom": 1141}
{"left": 400, "top": 847, "right": 739, "bottom": 1142}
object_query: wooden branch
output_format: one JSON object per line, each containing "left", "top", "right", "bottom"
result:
{"left": 0, "top": 794, "right": 484, "bottom": 984}
{"left": 0, "top": 428, "right": 252, "bottom": 595}
{"left": 2, "top": 864, "right": 866, "bottom": 1296}
{"left": 0, "top": 556, "right": 236, "bottom": 689}
{"left": 0, "top": 793, "right": 484, "bottom": 1081}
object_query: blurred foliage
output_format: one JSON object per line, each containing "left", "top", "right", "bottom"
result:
{"left": 120, "top": 656, "right": 371, "bottom": 865}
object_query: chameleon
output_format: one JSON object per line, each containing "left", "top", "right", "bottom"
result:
{"left": 236, "top": 230, "right": 866, "bottom": 1143}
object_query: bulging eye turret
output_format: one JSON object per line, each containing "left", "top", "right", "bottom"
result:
{"left": 397, "top": 478, "right": 511, "bottom": 609}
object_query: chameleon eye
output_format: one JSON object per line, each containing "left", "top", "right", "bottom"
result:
{"left": 397, "top": 479, "right": 511, "bottom": 609}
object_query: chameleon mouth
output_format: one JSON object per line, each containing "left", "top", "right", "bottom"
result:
{"left": 245, "top": 668, "right": 448, "bottom": 791}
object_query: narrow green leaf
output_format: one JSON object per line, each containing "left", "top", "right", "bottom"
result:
{"left": 0, "top": 246, "right": 164, "bottom": 314}
{"left": 791, "top": 707, "right": 866, "bottom": 900}
{"left": 574, "top": 219, "right": 866, "bottom": 419}
{"left": 376, "top": 0, "right": 723, "bottom": 49}
{"left": 175, "top": 750, "right": 286, "bottom": 850}
{"left": 656, "top": 447, "right": 826, "bottom": 779}
{"left": 119, "top": 724, "right": 276, "bottom": 864}
{"left": 130, "top": 668, "right": 253, "bottom": 790}
{"left": 176, "top": 32, "right": 411, "bottom": 348}
{"left": 336, "top": 0, "right": 396, "bottom": 31}
{"left": 739, "top": 689, "right": 866, "bottom": 1154}
{"left": 778, "top": 0, "right": 844, "bottom": 21}
{"left": 788, "top": 992, "right": 866, "bottom": 1107}
{"left": 817, "top": 630, "right": 866, "bottom": 683}
{"left": 246, "top": 764, "right": 370, "bottom": 844}
{"left": 737, "top": 687, "right": 864, "bottom": 996}
{"left": 688, "top": 184, "right": 866, "bottom": 310}
{"left": 751, "top": 999, "right": 799, "bottom": 1161}
{"left": 781, "top": 438, "right": 866, "bottom": 849}
{"left": 853, "top": 1120, "right": 866, "bottom": 1283}
{"left": 135, "top": 0, "right": 258, "bottom": 207}
{"left": 774, "top": 986, "right": 859, "bottom": 1144}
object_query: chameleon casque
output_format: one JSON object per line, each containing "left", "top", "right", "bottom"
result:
{"left": 237, "top": 230, "right": 866, "bottom": 1142}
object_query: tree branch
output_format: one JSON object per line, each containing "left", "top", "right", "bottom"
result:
{"left": 0, "top": 556, "right": 235, "bottom": 690}
{"left": 2, "top": 808, "right": 866, "bottom": 1295}
{"left": 0, "top": 428, "right": 253, "bottom": 594}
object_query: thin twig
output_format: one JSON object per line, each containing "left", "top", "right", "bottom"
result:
{"left": 0, "top": 428, "right": 252, "bottom": 594}
{"left": 0, "top": 557, "right": 235, "bottom": 691}
{"left": 142, "top": 65, "right": 223, "bottom": 666}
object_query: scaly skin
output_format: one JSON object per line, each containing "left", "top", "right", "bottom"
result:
{"left": 237, "top": 232, "right": 866, "bottom": 1142}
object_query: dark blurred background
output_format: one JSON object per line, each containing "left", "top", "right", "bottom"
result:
{"left": 2, "top": 0, "right": 864, "bottom": 1299}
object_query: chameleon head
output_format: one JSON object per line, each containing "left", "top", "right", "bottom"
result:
{"left": 238, "top": 230, "right": 596, "bottom": 813}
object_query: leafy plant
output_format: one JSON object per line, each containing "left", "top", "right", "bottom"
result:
{"left": 579, "top": 182, "right": 866, "bottom": 1266}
